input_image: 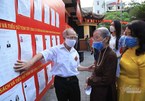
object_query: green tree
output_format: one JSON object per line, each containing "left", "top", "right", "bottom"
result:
{"left": 104, "top": 11, "right": 130, "bottom": 22}
{"left": 98, "top": 11, "right": 130, "bottom": 28}
{"left": 129, "top": 2, "right": 145, "bottom": 21}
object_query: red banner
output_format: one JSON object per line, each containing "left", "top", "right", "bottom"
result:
{"left": 0, "top": 0, "right": 65, "bottom": 100}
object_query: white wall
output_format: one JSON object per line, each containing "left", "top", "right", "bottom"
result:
{"left": 93, "top": 0, "right": 107, "bottom": 14}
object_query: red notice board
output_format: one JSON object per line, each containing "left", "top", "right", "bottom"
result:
{"left": 0, "top": 0, "right": 65, "bottom": 101}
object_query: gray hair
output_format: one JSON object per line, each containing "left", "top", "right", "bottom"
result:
{"left": 62, "top": 28, "right": 77, "bottom": 38}
{"left": 94, "top": 27, "right": 111, "bottom": 38}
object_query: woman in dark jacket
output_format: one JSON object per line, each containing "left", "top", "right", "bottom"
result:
{"left": 87, "top": 27, "right": 117, "bottom": 101}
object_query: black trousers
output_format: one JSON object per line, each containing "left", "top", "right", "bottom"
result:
{"left": 54, "top": 75, "right": 81, "bottom": 101}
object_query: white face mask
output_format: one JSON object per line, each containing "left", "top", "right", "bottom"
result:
{"left": 65, "top": 38, "right": 76, "bottom": 47}
{"left": 110, "top": 26, "right": 116, "bottom": 32}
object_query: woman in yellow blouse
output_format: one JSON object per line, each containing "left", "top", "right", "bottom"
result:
{"left": 118, "top": 20, "right": 145, "bottom": 101}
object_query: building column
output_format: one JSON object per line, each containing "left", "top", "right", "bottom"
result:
{"left": 84, "top": 25, "right": 90, "bottom": 38}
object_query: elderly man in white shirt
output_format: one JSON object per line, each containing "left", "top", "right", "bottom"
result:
{"left": 14, "top": 28, "right": 90, "bottom": 101}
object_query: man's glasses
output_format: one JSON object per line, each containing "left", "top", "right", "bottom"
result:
{"left": 66, "top": 36, "right": 78, "bottom": 40}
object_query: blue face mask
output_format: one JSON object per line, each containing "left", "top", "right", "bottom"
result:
{"left": 125, "top": 36, "right": 138, "bottom": 48}
{"left": 92, "top": 41, "right": 103, "bottom": 51}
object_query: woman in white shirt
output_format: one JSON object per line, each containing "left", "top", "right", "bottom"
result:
{"left": 109, "top": 20, "right": 121, "bottom": 77}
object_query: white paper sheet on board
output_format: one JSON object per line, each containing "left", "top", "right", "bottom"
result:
{"left": 0, "top": 0, "right": 16, "bottom": 22}
{"left": 18, "top": 0, "right": 31, "bottom": 17}
{"left": 51, "top": 35, "right": 56, "bottom": 46}
{"left": 44, "top": 4, "right": 50, "bottom": 24}
{"left": 56, "top": 12, "right": 60, "bottom": 28}
{"left": 56, "top": 35, "right": 60, "bottom": 45}
{"left": 37, "top": 69, "right": 46, "bottom": 94}
{"left": 23, "top": 76, "right": 36, "bottom": 101}
{"left": 34, "top": 0, "right": 42, "bottom": 21}
{"left": 0, "top": 29, "right": 19, "bottom": 87}
{"left": 19, "top": 34, "right": 33, "bottom": 61}
{"left": 1, "top": 83, "right": 25, "bottom": 101}
{"left": 46, "top": 64, "right": 52, "bottom": 83}
{"left": 35, "top": 35, "right": 43, "bottom": 54}
{"left": 45, "top": 35, "right": 51, "bottom": 49}
{"left": 51, "top": 8, "right": 55, "bottom": 26}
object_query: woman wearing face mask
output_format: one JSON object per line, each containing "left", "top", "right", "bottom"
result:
{"left": 87, "top": 27, "right": 118, "bottom": 101}
{"left": 109, "top": 20, "right": 121, "bottom": 52}
{"left": 118, "top": 20, "right": 145, "bottom": 101}
{"left": 119, "top": 23, "right": 133, "bottom": 53}
{"left": 109, "top": 20, "right": 121, "bottom": 78}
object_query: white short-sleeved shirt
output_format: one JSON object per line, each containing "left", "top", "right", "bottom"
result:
{"left": 41, "top": 44, "right": 80, "bottom": 77}
{"left": 109, "top": 34, "right": 116, "bottom": 51}
{"left": 109, "top": 34, "right": 121, "bottom": 57}
{"left": 109, "top": 35, "right": 122, "bottom": 77}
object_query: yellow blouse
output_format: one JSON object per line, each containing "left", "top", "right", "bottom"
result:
{"left": 118, "top": 46, "right": 145, "bottom": 101}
